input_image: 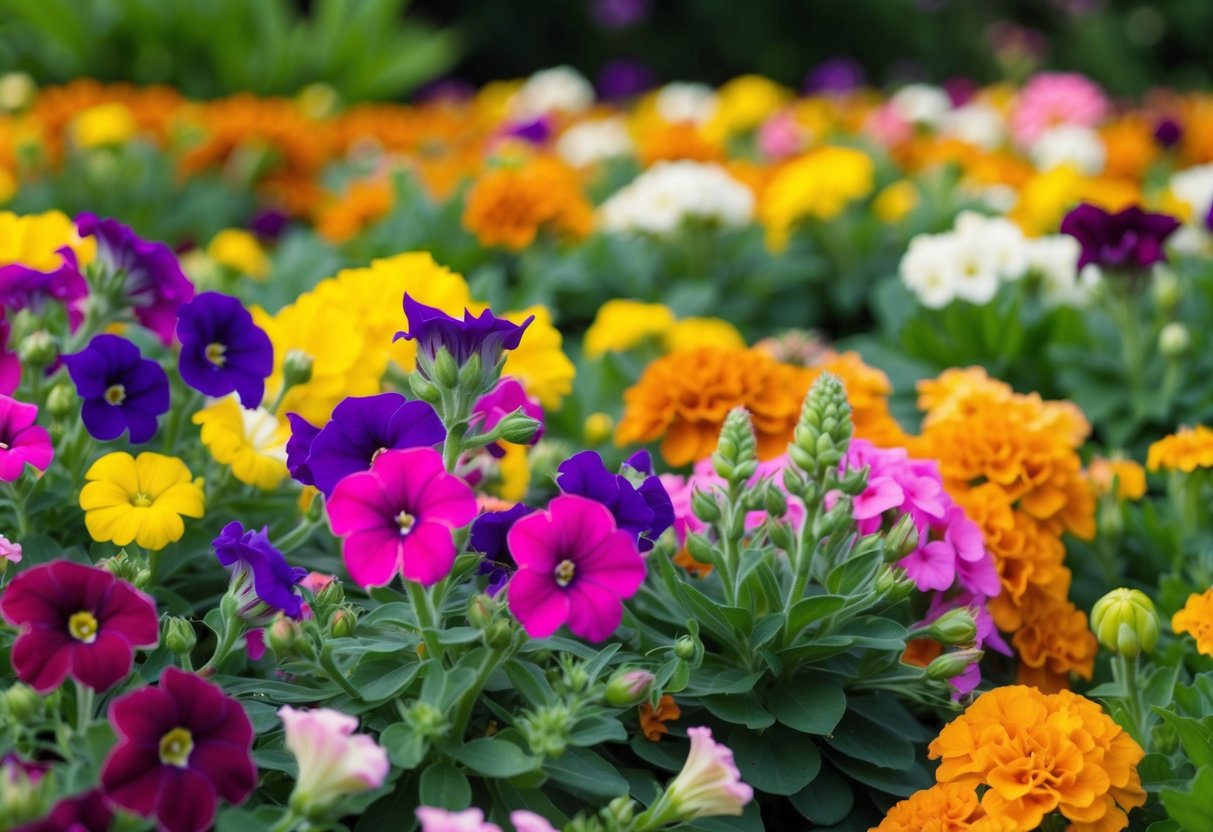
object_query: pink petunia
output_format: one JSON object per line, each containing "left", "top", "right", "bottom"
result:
{"left": 327, "top": 448, "right": 478, "bottom": 588}
{"left": 0, "top": 394, "right": 52, "bottom": 481}
{"left": 1010, "top": 72, "right": 1109, "bottom": 145}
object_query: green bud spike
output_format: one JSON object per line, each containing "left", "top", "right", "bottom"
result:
{"left": 792, "top": 372, "right": 853, "bottom": 478}
{"left": 711, "top": 407, "right": 758, "bottom": 485}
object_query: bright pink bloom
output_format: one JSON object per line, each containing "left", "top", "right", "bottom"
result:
{"left": 511, "top": 812, "right": 559, "bottom": 832}
{"left": 327, "top": 448, "right": 478, "bottom": 588}
{"left": 506, "top": 494, "right": 646, "bottom": 641}
{"left": 416, "top": 807, "right": 502, "bottom": 832}
{"left": 0, "top": 395, "right": 52, "bottom": 481}
{"left": 0, "top": 561, "right": 158, "bottom": 693}
{"left": 664, "top": 727, "right": 754, "bottom": 820}
{"left": 862, "top": 103, "right": 912, "bottom": 148}
{"left": 280, "top": 706, "right": 389, "bottom": 812}
{"left": 758, "top": 110, "right": 805, "bottom": 160}
{"left": 1010, "top": 72, "right": 1109, "bottom": 145}
{"left": 0, "top": 534, "right": 20, "bottom": 564}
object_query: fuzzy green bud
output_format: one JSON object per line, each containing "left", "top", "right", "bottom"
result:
{"left": 409, "top": 374, "right": 442, "bottom": 404}
{"left": 685, "top": 533, "right": 716, "bottom": 566}
{"left": 690, "top": 488, "right": 721, "bottom": 524}
{"left": 927, "top": 608, "right": 978, "bottom": 647}
{"left": 673, "top": 636, "right": 697, "bottom": 660}
{"left": 521, "top": 703, "right": 572, "bottom": 757}
{"left": 97, "top": 549, "right": 144, "bottom": 583}
{"left": 163, "top": 617, "right": 197, "bottom": 656}
{"left": 1154, "top": 269, "right": 1182, "bottom": 313}
{"left": 431, "top": 347, "right": 460, "bottom": 388}
{"left": 18, "top": 330, "right": 56, "bottom": 369}
{"left": 282, "top": 349, "right": 314, "bottom": 388}
{"left": 711, "top": 408, "right": 758, "bottom": 484}
{"left": 3, "top": 684, "right": 39, "bottom": 721}
{"left": 875, "top": 567, "right": 916, "bottom": 603}
{"left": 405, "top": 701, "right": 449, "bottom": 739}
{"left": 495, "top": 409, "right": 542, "bottom": 445}
{"left": 468, "top": 593, "right": 495, "bottom": 629}
{"left": 792, "top": 373, "right": 852, "bottom": 477}
{"left": 925, "top": 649, "right": 983, "bottom": 681}
{"left": 46, "top": 382, "right": 76, "bottom": 419}
{"left": 329, "top": 608, "right": 357, "bottom": 639}
{"left": 884, "top": 513, "right": 920, "bottom": 561}
{"left": 605, "top": 796, "right": 636, "bottom": 825}
{"left": 1159, "top": 322, "right": 1191, "bottom": 360}
{"left": 1090, "top": 588, "right": 1159, "bottom": 658}
{"left": 763, "top": 486, "right": 788, "bottom": 518}
{"left": 484, "top": 619, "right": 514, "bottom": 649}
{"left": 604, "top": 669, "right": 656, "bottom": 708}
{"left": 266, "top": 615, "right": 305, "bottom": 658}
{"left": 312, "top": 578, "right": 344, "bottom": 610}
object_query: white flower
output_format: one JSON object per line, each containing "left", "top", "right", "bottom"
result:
{"left": 900, "top": 233, "right": 962, "bottom": 309}
{"left": 1170, "top": 162, "right": 1213, "bottom": 224}
{"left": 280, "top": 706, "right": 389, "bottom": 814}
{"left": 943, "top": 103, "right": 1006, "bottom": 151}
{"left": 890, "top": 83, "right": 952, "bottom": 128}
{"left": 511, "top": 66, "right": 594, "bottom": 119}
{"left": 556, "top": 118, "right": 634, "bottom": 168}
{"left": 951, "top": 234, "right": 1003, "bottom": 304}
{"left": 1029, "top": 124, "right": 1106, "bottom": 174}
{"left": 598, "top": 161, "right": 754, "bottom": 235}
{"left": 655, "top": 82, "right": 718, "bottom": 125}
{"left": 1026, "top": 235, "right": 1095, "bottom": 305}
{"left": 954, "top": 211, "right": 1029, "bottom": 281}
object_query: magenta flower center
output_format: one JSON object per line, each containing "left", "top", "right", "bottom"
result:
{"left": 68, "top": 611, "right": 99, "bottom": 644}
{"left": 205, "top": 342, "right": 227, "bottom": 367}
{"left": 158, "top": 727, "right": 194, "bottom": 768}
{"left": 104, "top": 384, "right": 126, "bottom": 406}
{"left": 131, "top": 491, "right": 153, "bottom": 508}
{"left": 395, "top": 510, "right": 416, "bottom": 536}
{"left": 554, "top": 559, "right": 576, "bottom": 587}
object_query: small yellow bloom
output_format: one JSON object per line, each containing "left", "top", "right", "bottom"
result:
{"left": 502, "top": 305, "right": 575, "bottom": 410}
{"left": 1147, "top": 425, "right": 1213, "bottom": 473}
{"left": 873, "top": 181, "right": 920, "bottom": 223}
{"left": 193, "top": 397, "right": 289, "bottom": 490}
{"left": 759, "top": 146, "right": 875, "bottom": 251}
{"left": 584, "top": 300, "right": 675, "bottom": 358}
{"left": 584, "top": 412, "right": 614, "bottom": 444}
{"left": 1088, "top": 456, "right": 1146, "bottom": 501}
{"left": 0, "top": 210, "right": 95, "bottom": 272}
{"left": 704, "top": 75, "right": 791, "bottom": 142}
{"left": 70, "top": 102, "right": 138, "bottom": 149}
{"left": 208, "top": 229, "right": 270, "bottom": 279}
{"left": 665, "top": 317, "right": 745, "bottom": 352}
{"left": 80, "top": 452, "right": 205, "bottom": 551}
{"left": 1174, "top": 588, "right": 1213, "bottom": 658}
{"left": 496, "top": 443, "right": 531, "bottom": 503}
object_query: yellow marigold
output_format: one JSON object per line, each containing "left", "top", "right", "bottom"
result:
{"left": 872, "top": 180, "right": 920, "bottom": 223}
{"left": 759, "top": 146, "right": 875, "bottom": 251}
{"left": 80, "top": 452, "right": 205, "bottom": 551}
{"left": 1147, "top": 425, "right": 1213, "bottom": 472}
{"left": 70, "top": 102, "right": 137, "bottom": 148}
{"left": 192, "top": 397, "right": 289, "bottom": 490}
{"left": 501, "top": 305, "right": 576, "bottom": 410}
{"left": 1011, "top": 164, "right": 1140, "bottom": 237}
{"left": 1088, "top": 457, "right": 1147, "bottom": 501}
{"left": 315, "top": 178, "right": 394, "bottom": 243}
{"left": 0, "top": 210, "right": 95, "bottom": 272}
{"left": 584, "top": 300, "right": 676, "bottom": 358}
{"left": 872, "top": 782, "right": 1016, "bottom": 832}
{"left": 665, "top": 317, "right": 746, "bottom": 353}
{"left": 616, "top": 347, "right": 812, "bottom": 466}
{"left": 1013, "top": 595, "right": 1098, "bottom": 692}
{"left": 462, "top": 158, "right": 592, "bottom": 250}
{"left": 703, "top": 75, "right": 791, "bottom": 142}
{"left": 1173, "top": 588, "right": 1213, "bottom": 657}
{"left": 207, "top": 229, "right": 269, "bottom": 279}
{"left": 930, "top": 685, "right": 1146, "bottom": 832}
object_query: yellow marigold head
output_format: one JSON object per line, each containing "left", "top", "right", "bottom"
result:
{"left": 462, "top": 158, "right": 592, "bottom": 250}
{"left": 501, "top": 305, "right": 575, "bottom": 410}
{"left": 873, "top": 782, "right": 1012, "bottom": 832}
{"left": 872, "top": 180, "right": 920, "bottom": 223}
{"left": 759, "top": 146, "right": 875, "bottom": 251}
{"left": 0, "top": 210, "right": 95, "bottom": 272}
{"left": 1147, "top": 425, "right": 1213, "bottom": 472}
{"left": 704, "top": 75, "right": 791, "bottom": 142}
{"left": 1173, "top": 588, "right": 1213, "bottom": 658}
{"left": 192, "top": 397, "right": 289, "bottom": 490}
{"left": 665, "top": 317, "right": 746, "bottom": 353}
{"left": 1088, "top": 456, "right": 1147, "bottom": 501}
{"left": 207, "top": 229, "right": 270, "bottom": 279}
{"left": 584, "top": 300, "right": 676, "bottom": 358}
{"left": 79, "top": 452, "right": 205, "bottom": 551}
{"left": 70, "top": 102, "right": 137, "bottom": 149}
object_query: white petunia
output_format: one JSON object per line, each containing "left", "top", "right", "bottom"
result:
{"left": 557, "top": 118, "right": 634, "bottom": 168}
{"left": 890, "top": 84, "right": 953, "bottom": 128}
{"left": 598, "top": 161, "right": 753, "bottom": 235}
{"left": 655, "top": 82, "right": 718, "bottom": 125}
{"left": 1029, "top": 125, "right": 1106, "bottom": 175}
{"left": 511, "top": 66, "right": 595, "bottom": 119}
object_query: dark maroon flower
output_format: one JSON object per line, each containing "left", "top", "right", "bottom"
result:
{"left": 1060, "top": 203, "right": 1181, "bottom": 272}
{"left": 0, "top": 561, "right": 159, "bottom": 693}
{"left": 100, "top": 667, "right": 257, "bottom": 832}
{"left": 1154, "top": 118, "right": 1182, "bottom": 149}
{"left": 12, "top": 789, "right": 113, "bottom": 832}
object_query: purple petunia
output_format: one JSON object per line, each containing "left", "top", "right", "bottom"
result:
{"left": 175, "top": 292, "right": 273, "bottom": 408}
{"left": 99, "top": 667, "right": 257, "bottom": 832}
{"left": 286, "top": 393, "right": 446, "bottom": 496}
{"left": 395, "top": 295, "right": 532, "bottom": 387}
{"left": 213, "top": 521, "right": 307, "bottom": 623}
{"left": 470, "top": 503, "right": 537, "bottom": 594}
{"left": 63, "top": 334, "right": 170, "bottom": 444}
{"left": 76, "top": 213, "right": 195, "bottom": 345}
{"left": 556, "top": 450, "right": 674, "bottom": 552}
{"left": 1059, "top": 203, "right": 1181, "bottom": 272}
{"left": 471, "top": 378, "right": 544, "bottom": 457}
{"left": 0, "top": 251, "right": 89, "bottom": 330}
{"left": 803, "top": 57, "right": 866, "bottom": 95}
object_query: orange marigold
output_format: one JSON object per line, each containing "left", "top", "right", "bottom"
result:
{"left": 640, "top": 122, "right": 725, "bottom": 167}
{"left": 1088, "top": 456, "right": 1147, "bottom": 501}
{"left": 639, "top": 694, "right": 681, "bottom": 741}
{"left": 1172, "top": 588, "right": 1213, "bottom": 657}
{"left": 315, "top": 178, "right": 395, "bottom": 243}
{"left": 1012, "top": 596, "right": 1098, "bottom": 693}
{"left": 462, "top": 158, "right": 592, "bottom": 250}
{"left": 871, "top": 782, "right": 1017, "bottom": 832}
{"left": 930, "top": 685, "right": 1146, "bottom": 832}
{"left": 1146, "top": 425, "right": 1213, "bottom": 472}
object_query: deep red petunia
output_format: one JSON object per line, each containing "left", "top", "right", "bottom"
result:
{"left": 11, "top": 789, "right": 113, "bottom": 832}
{"left": 0, "top": 560, "right": 159, "bottom": 693}
{"left": 100, "top": 667, "right": 257, "bottom": 832}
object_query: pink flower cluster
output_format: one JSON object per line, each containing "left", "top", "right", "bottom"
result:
{"left": 659, "top": 455, "right": 804, "bottom": 547}
{"left": 1010, "top": 71, "right": 1110, "bottom": 144}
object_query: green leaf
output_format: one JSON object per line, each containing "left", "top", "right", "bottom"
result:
{"left": 767, "top": 679, "right": 846, "bottom": 735}
{"left": 687, "top": 666, "right": 765, "bottom": 696}
{"left": 824, "top": 547, "right": 881, "bottom": 595}
{"left": 349, "top": 660, "right": 420, "bottom": 702}
{"left": 505, "top": 660, "right": 555, "bottom": 707}
{"left": 1153, "top": 708, "right": 1213, "bottom": 769}
{"left": 380, "top": 722, "right": 428, "bottom": 770}
{"left": 219, "top": 677, "right": 340, "bottom": 703}
{"left": 824, "top": 710, "right": 914, "bottom": 770}
{"left": 726, "top": 725, "right": 821, "bottom": 795}
{"left": 703, "top": 693, "right": 775, "bottom": 730}
{"left": 446, "top": 737, "right": 538, "bottom": 779}
{"left": 418, "top": 761, "right": 470, "bottom": 809}
{"left": 568, "top": 714, "right": 629, "bottom": 746}
{"left": 790, "top": 761, "right": 852, "bottom": 824}
{"left": 542, "top": 746, "right": 628, "bottom": 799}
{"left": 1161, "top": 767, "right": 1213, "bottom": 831}
{"left": 786, "top": 594, "right": 847, "bottom": 636}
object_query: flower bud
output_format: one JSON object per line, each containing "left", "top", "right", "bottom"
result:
{"left": 404, "top": 701, "right": 449, "bottom": 739}
{"left": 763, "top": 486, "right": 787, "bottom": 518}
{"left": 329, "top": 608, "right": 357, "bottom": 639}
{"left": 711, "top": 408, "right": 758, "bottom": 485}
{"left": 496, "top": 410, "right": 543, "bottom": 445}
{"left": 673, "top": 636, "right": 697, "bottom": 660}
{"left": 4, "top": 684, "right": 40, "bottom": 721}
{"left": 431, "top": 347, "right": 460, "bottom": 389}
{"left": 267, "top": 615, "right": 305, "bottom": 658}
{"left": 1159, "top": 322, "right": 1191, "bottom": 360}
{"left": 163, "top": 617, "right": 197, "bottom": 656}
{"left": 18, "top": 330, "right": 57, "bottom": 369}
{"left": 46, "top": 382, "right": 77, "bottom": 419}
{"left": 604, "top": 669, "right": 656, "bottom": 708}
{"left": 584, "top": 412, "right": 613, "bottom": 444}
{"left": 564, "top": 665, "right": 590, "bottom": 693}
{"left": 883, "top": 513, "right": 920, "bottom": 561}
{"left": 312, "top": 577, "right": 344, "bottom": 609}
{"left": 484, "top": 618, "right": 514, "bottom": 649}
{"left": 1154, "top": 269, "right": 1182, "bottom": 313}
{"left": 282, "top": 349, "right": 314, "bottom": 388}
{"left": 409, "top": 374, "right": 443, "bottom": 404}
{"left": 1090, "top": 588, "right": 1159, "bottom": 658}
{"left": 792, "top": 373, "right": 853, "bottom": 478}
{"left": 97, "top": 549, "right": 144, "bottom": 583}
{"left": 927, "top": 608, "right": 978, "bottom": 647}
{"left": 468, "top": 593, "right": 495, "bottom": 629}
{"left": 690, "top": 488, "right": 721, "bottom": 524}
{"left": 606, "top": 796, "right": 636, "bottom": 826}
{"left": 874, "top": 567, "right": 916, "bottom": 603}
{"left": 685, "top": 533, "right": 716, "bottom": 566}
{"left": 925, "top": 649, "right": 984, "bottom": 681}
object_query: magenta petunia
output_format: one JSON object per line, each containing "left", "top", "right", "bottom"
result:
{"left": 100, "top": 667, "right": 257, "bottom": 832}
{"left": 506, "top": 494, "right": 646, "bottom": 642}
{"left": 327, "top": 447, "right": 478, "bottom": 588}
{"left": 11, "top": 789, "right": 113, "bottom": 832}
{"left": 0, "top": 560, "right": 159, "bottom": 693}
{"left": 0, "top": 394, "right": 53, "bottom": 481}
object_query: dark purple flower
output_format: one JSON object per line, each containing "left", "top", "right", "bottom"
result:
{"left": 502, "top": 117, "right": 552, "bottom": 145}
{"left": 285, "top": 413, "right": 322, "bottom": 486}
{"left": 413, "top": 77, "right": 477, "bottom": 104}
{"left": 590, "top": 0, "right": 651, "bottom": 28}
{"left": 471, "top": 378, "right": 544, "bottom": 458}
{"left": 100, "top": 667, "right": 257, "bottom": 832}
{"left": 288, "top": 393, "right": 445, "bottom": 496}
{"left": 249, "top": 208, "right": 289, "bottom": 241}
{"left": 1153, "top": 118, "right": 1182, "bottom": 149}
{"left": 1205, "top": 201, "right": 1213, "bottom": 235}
{"left": 175, "top": 292, "right": 273, "bottom": 408}
{"left": 62, "top": 334, "right": 169, "bottom": 444}
{"left": 0, "top": 560, "right": 159, "bottom": 693}
{"left": 213, "top": 521, "right": 307, "bottom": 623}
{"left": 556, "top": 450, "right": 673, "bottom": 552}
{"left": 0, "top": 249, "right": 89, "bottom": 329}
{"left": 803, "top": 58, "right": 866, "bottom": 95}
{"left": 395, "top": 295, "right": 532, "bottom": 387}
{"left": 1060, "top": 203, "right": 1181, "bottom": 271}
{"left": 12, "top": 789, "right": 113, "bottom": 832}
{"left": 470, "top": 503, "right": 536, "bottom": 594}
{"left": 75, "top": 213, "right": 195, "bottom": 345}
{"left": 597, "top": 60, "right": 657, "bottom": 100}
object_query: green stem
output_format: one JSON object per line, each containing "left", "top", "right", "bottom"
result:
{"left": 276, "top": 517, "right": 317, "bottom": 553}
{"left": 200, "top": 613, "right": 246, "bottom": 676}
{"left": 1115, "top": 653, "right": 1145, "bottom": 745}
{"left": 318, "top": 643, "right": 363, "bottom": 701}
{"left": 407, "top": 581, "right": 444, "bottom": 661}
{"left": 449, "top": 643, "right": 512, "bottom": 740}
{"left": 443, "top": 421, "right": 468, "bottom": 472}
{"left": 75, "top": 681, "right": 95, "bottom": 734}
{"left": 269, "top": 808, "right": 303, "bottom": 832}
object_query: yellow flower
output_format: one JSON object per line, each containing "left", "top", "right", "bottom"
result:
{"left": 193, "top": 397, "right": 289, "bottom": 490}
{"left": 70, "top": 102, "right": 137, "bottom": 148}
{"left": 759, "top": 146, "right": 875, "bottom": 251}
{"left": 1174, "top": 588, "right": 1213, "bottom": 657}
{"left": 0, "top": 210, "right": 95, "bottom": 272}
{"left": 80, "top": 452, "right": 204, "bottom": 551}
{"left": 584, "top": 412, "right": 614, "bottom": 444}
{"left": 497, "top": 443, "right": 531, "bottom": 502}
{"left": 873, "top": 180, "right": 920, "bottom": 223}
{"left": 1088, "top": 456, "right": 1147, "bottom": 501}
{"left": 208, "top": 229, "right": 270, "bottom": 279}
{"left": 665, "top": 317, "right": 745, "bottom": 352}
{"left": 252, "top": 292, "right": 379, "bottom": 424}
{"left": 704, "top": 75, "right": 791, "bottom": 142}
{"left": 502, "top": 305, "right": 575, "bottom": 409}
{"left": 0, "top": 169, "right": 15, "bottom": 205}
{"left": 1147, "top": 425, "right": 1213, "bottom": 473}
{"left": 584, "top": 300, "right": 676, "bottom": 358}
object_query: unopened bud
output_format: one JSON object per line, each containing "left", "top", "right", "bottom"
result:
{"left": 925, "top": 649, "right": 983, "bottom": 681}
{"left": 282, "top": 349, "right": 314, "bottom": 388}
{"left": 927, "top": 607, "right": 978, "bottom": 646}
{"left": 606, "top": 796, "right": 636, "bottom": 825}
{"left": 329, "top": 608, "right": 357, "bottom": 639}
{"left": 267, "top": 615, "right": 305, "bottom": 657}
{"left": 673, "top": 636, "right": 697, "bottom": 660}
{"left": 604, "top": 669, "right": 656, "bottom": 708}
{"left": 468, "top": 594, "right": 495, "bottom": 629}
{"left": 763, "top": 486, "right": 787, "bottom": 518}
{"left": 46, "top": 382, "right": 76, "bottom": 419}
{"left": 884, "top": 513, "right": 920, "bottom": 560}
{"left": 565, "top": 665, "right": 590, "bottom": 693}
{"left": 409, "top": 375, "right": 442, "bottom": 404}
{"left": 431, "top": 347, "right": 459, "bottom": 388}
{"left": 792, "top": 373, "right": 853, "bottom": 478}
{"left": 690, "top": 488, "right": 721, "bottom": 524}
{"left": 18, "top": 330, "right": 57, "bottom": 368}
{"left": 312, "top": 577, "right": 344, "bottom": 609}
{"left": 4, "top": 684, "right": 40, "bottom": 720}
{"left": 485, "top": 619, "right": 513, "bottom": 649}
{"left": 875, "top": 566, "right": 916, "bottom": 603}
{"left": 496, "top": 410, "right": 542, "bottom": 446}
{"left": 1090, "top": 588, "right": 1159, "bottom": 658}
{"left": 1159, "top": 322, "right": 1191, "bottom": 360}
{"left": 456, "top": 352, "right": 487, "bottom": 392}
{"left": 1154, "top": 270, "right": 1182, "bottom": 313}
{"left": 163, "top": 617, "right": 197, "bottom": 656}
{"left": 711, "top": 408, "right": 758, "bottom": 485}
{"left": 405, "top": 701, "right": 449, "bottom": 739}
{"left": 685, "top": 533, "right": 716, "bottom": 566}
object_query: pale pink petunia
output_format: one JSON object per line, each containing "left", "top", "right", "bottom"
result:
{"left": 0, "top": 534, "right": 21, "bottom": 564}
{"left": 280, "top": 706, "right": 389, "bottom": 812}
{"left": 663, "top": 726, "right": 754, "bottom": 820}
{"left": 416, "top": 807, "right": 502, "bottom": 832}
{"left": 510, "top": 811, "right": 558, "bottom": 832}
{"left": 1010, "top": 72, "right": 1110, "bottom": 145}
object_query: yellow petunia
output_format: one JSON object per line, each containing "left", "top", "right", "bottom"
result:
{"left": 501, "top": 305, "right": 575, "bottom": 410}
{"left": 584, "top": 300, "right": 676, "bottom": 358}
{"left": 208, "top": 229, "right": 270, "bottom": 279}
{"left": 0, "top": 210, "right": 95, "bottom": 272}
{"left": 193, "top": 397, "right": 289, "bottom": 490}
{"left": 80, "top": 452, "right": 205, "bottom": 551}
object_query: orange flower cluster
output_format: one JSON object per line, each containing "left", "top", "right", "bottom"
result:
{"left": 1088, "top": 457, "right": 1147, "bottom": 501}
{"left": 462, "top": 158, "right": 593, "bottom": 250}
{"left": 639, "top": 695, "right": 681, "bottom": 741}
{"left": 1172, "top": 588, "right": 1213, "bottom": 657}
{"left": 871, "top": 782, "right": 1016, "bottom": 832}
{"left": 1146, "top": 424, "right": 1213, "bottom": 472}
{"left": 929, "top": 686, "right": 1146, "bottom": 832}
{"left": 315, "top": 179, "right": 395, "bottom": 243}
{"left": 914, "top": 368, "right": 1097, "bottom": 692}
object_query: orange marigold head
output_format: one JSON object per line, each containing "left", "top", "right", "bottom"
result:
{"left": 462, "top": 157, "right": 592, "bottom": 250}
{"left": 1173, "top": 588, "right": 1213, "bottom": 658}
{"left": 1088, "top": 456, "right": 1147, "bottom": 501}
{"left": 1012, "top": 596, "right": 1098, "bottom": 692}
{"left": 872, "top": 782, "right": 1010, "bottom": 832}
{"left": 1147, "top": 425, "right": 1213, "bottom": 473}
{"left": 315, "top": 178, "right": 394, "bottom": 243}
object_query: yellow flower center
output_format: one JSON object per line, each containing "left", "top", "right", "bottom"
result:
{"left": 158, "top": 727, "right": 194, "bottom": 768}
{"left": 104, "top": 384, "right": 126, "bottom": 405}
{"left": 396, "top": 511, "right": 415, "bottom": 535}
{"left": 205, "top": 342, "right": 227, "bottom": 367}
{"left": 68, "top": 611, "right": 99, "bottom": 644}
{"left": 554, "top": 559, "right": 576, "bottom": 587}
{"left": 131, "top": 491, "right": 153, "bottom": 508}
{"left": 371, "top": 446, "right": 387, "bottom": 463}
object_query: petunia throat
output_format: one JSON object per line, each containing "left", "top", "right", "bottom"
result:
{"left": 555, "top": 559, "right": 575, "bottom": 587}
{"left": 158, "top": 727, "right": 194, "bottom": 768}
{"left": 68, "top": 611, "right": 99, "bottom": 644}
{"left": 205, "top": 342, "right": 227, "bottom": 367}
{"left": 396, "top": 510, "right": 415, "bottom": 535}
{"left": 104, "top": 384, "right": 126, "bottom": 405}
